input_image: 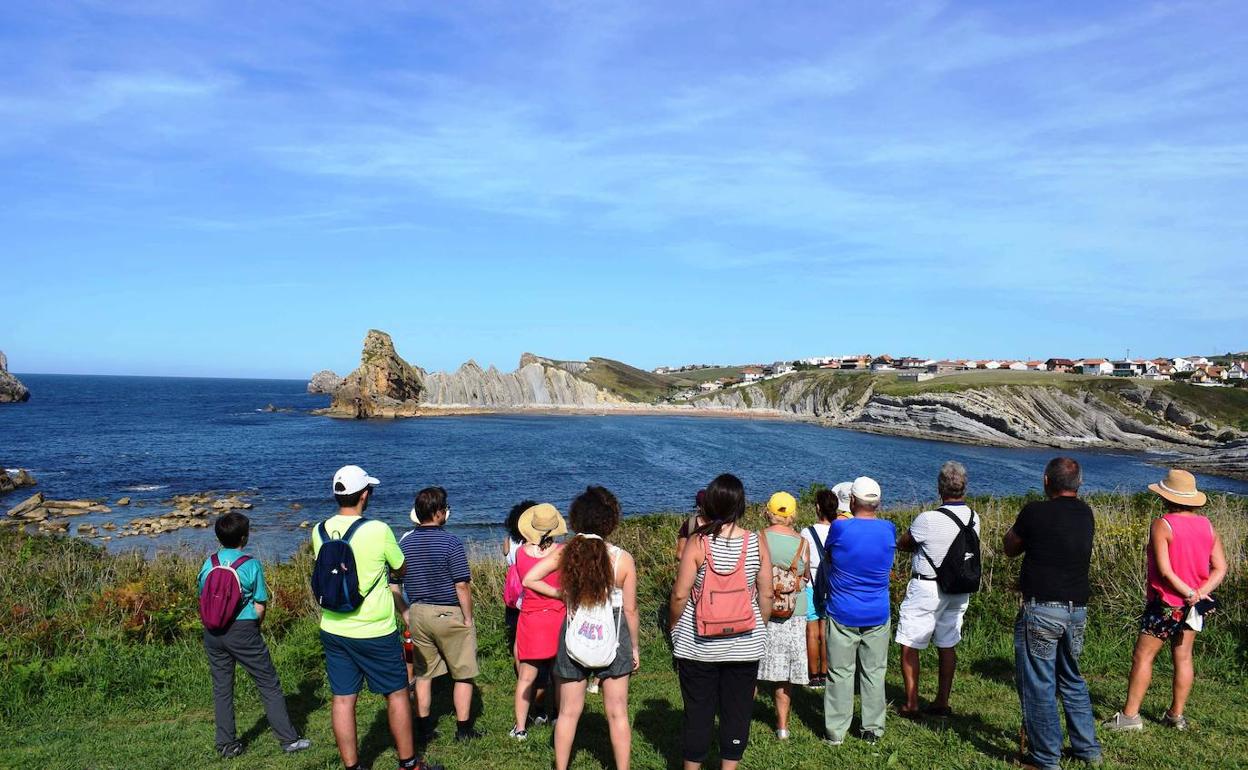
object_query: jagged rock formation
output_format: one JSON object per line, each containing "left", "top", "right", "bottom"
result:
{"left": 0, "top": 351, "right": 30, "bottom": 403}
{"left": 307, "top": 369, "right": 343, "bottom": 394}
{"left": 0, "top": 469, "right": 36, "bottom": 495}
{"left": 324, "top": 332, "right": 627, "bottom": 418}
{"left": 693, "top": 375, "right": 1248, "bottom": 477}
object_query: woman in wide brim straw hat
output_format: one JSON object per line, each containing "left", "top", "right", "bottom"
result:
{"left": 511, "top": 504, "right": 569, "bottom": 740}
{"left": 1104, "top": 469, "right": 1227, "bottom": 733}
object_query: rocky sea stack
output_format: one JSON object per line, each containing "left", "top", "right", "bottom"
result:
{"left": 321, "top": 330, "right": 627, "bottom": 418}
{"left": 307, "top": 369, "right": 343, "bottom": 394}
{"left": 0, "top": 351, "right": 31, "bottom": 403}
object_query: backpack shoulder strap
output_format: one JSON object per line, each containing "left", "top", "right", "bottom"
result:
{"left": 733, "top": 531, "right": 750, "bottom": 572}
{"left": 210, "top": 553, "right": 221, "bottom": 568}
{"left": 937, "top": 506, "right": 973, "bottom": 533}
{"left": 343, "top": 517, "right": 371, "bottom": 542}
{"left": 317, "top": 520, "right": 332, "bottom": 543}
{"left": 229, "top": 554, "right": 252, "bottom": 569}
{"left": 787, "top": 535, "right": 805, "bottom": 573}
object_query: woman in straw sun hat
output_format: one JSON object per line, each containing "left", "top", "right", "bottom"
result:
{"left": 1104, "top": 469, "right": 1227, "bottom": 733}
{"left": 511, "top": 503, "right": 569, "bottom": 740}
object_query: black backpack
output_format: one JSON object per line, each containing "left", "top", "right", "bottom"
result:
{"left": 920, "top": 507, "right": 981, "bottom": 594}
{"left": 809, "top": 526, "right": 832, "bottom": 615}
{"left": 311, "top": 518, "right": 383, "bottom": 612}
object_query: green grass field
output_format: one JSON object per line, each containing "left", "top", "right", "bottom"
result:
{"left": 2, "top": 493, "right": 1246, "bottom": 769}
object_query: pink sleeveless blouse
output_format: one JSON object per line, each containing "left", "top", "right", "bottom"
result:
{"left": 1146, "top": 514, "right": 1214, "bottom": 607}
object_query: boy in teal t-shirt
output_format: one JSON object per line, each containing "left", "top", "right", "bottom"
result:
{"left": 199, "top": 512, "right": 310, "bottom": 759}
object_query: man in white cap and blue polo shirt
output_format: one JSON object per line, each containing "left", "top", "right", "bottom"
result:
{"left": 313, "top": 465, "right": 436, "bottom": 770}
{"left": 822, "top": 476, "right": 896, "bottom": 747}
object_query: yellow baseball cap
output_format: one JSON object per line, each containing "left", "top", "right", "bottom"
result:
{"left": 767, "top": 491, "right": 798, "bottom": 518}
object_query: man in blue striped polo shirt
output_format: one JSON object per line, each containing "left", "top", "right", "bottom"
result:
{"left": 398, "top": 486, "right": 480, "bottom": 744}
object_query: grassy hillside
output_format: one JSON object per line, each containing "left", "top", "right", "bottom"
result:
{"left": 576, "top": 358, "right": 685, "bottom": 403}
{"left": 2, "top": 493, "right": 1246, "bottom": 769}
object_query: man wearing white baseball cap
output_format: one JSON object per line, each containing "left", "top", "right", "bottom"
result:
{"left": 312, "top": 466, "right": 436, "bottom": 770}
{"left": 822, "top": 476, "right": 896, "bottom": 746}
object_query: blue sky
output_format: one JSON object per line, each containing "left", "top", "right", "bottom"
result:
{"left": 2, "top": 1, "right": 1246, "bottom": 378}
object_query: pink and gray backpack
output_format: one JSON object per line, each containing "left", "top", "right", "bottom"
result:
{"left": 199, "top": 553, "right": 253, "bottom": 631}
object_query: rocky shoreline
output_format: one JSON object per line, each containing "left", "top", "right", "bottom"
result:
{"left": 3, "top": 490, "right": 254, "bottom": 540}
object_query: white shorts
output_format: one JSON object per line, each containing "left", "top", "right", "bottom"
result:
{"left": 894, "top": 578, "right": 970, "bottom": 650}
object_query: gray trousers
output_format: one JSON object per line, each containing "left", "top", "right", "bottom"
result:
{"left": 203, "top": 620, "right": 298, "bottom": 748}
{"left": 824, "top": 617, "right": 890, "bottom": 741}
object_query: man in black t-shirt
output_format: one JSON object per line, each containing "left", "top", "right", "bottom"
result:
{"left": 1003, "top": 458, "right": 1102, "bottom": 770}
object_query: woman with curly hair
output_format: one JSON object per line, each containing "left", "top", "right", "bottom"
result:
{"left": 523, "top": 486, "right": 639, "bottom": 770}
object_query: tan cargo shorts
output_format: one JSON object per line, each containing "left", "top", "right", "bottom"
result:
{"left": 408, "top": 604, "right": 479, "bottom": 681}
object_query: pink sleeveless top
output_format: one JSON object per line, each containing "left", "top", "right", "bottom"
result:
{"left": 1146, "top": 514, "right": 1214, "bottom": 607}
{"left": 517, "top": 545, "right": 564, "bottom": 615}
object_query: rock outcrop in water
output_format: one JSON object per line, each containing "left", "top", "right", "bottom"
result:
{"left": 307, "top": 369, "right": 343, "bottom": 394}
{"left": 0, "top": 351, "right": 30, "bottom": 403}
{"left": 323, "top": 331, "right": 626, "bottom": 418}
{"left": 0, "top": 469, "right": 36, "bottom": 495}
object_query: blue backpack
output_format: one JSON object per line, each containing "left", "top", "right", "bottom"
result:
{"left": 311, "top": 518, "right": 383, "bottom": 613}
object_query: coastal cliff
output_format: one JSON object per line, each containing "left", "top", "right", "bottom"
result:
{"left": 322, "top": 331, "right": 627, "bottom": 418}
{"left": 692, "top": 372, "right": 1248, "bottom": 474}
{"left": 315, "top": 332, "right": 1248, "bottom": 478}
{"left": 0, "top": 351, "right": 30, "bottom": 403}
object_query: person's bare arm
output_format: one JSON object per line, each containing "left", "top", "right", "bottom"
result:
{"left": 669, "top": 538, "right": 702, "bottom": 629}
{"left": 620, "top": 551, "right": 641, "bottom": 670}
{"left": 897, "top": 530, "right": 917, "bottom": 552}
{"left": 1003, "top": 527, "right": 1025, "bottom": 558}
{"left": 1198, "top": 529, "right": 1228, "bottom": 601}
{"left": 522, "top": 549, "right": 564, "bottom": 599}
{"left": 254, "top": 601, "right": 266, "bottom": 624}
{"left": 455, "top": 581, "right": 474, "bottom": 626}
{"left": 756, "top": 537, "right": 774, "bottom": 624}
{"left": 675, "top": 535, "right": 689, "bottom": 563}
{"left": 390, "top": 583, "right": 409, "bottom": 627}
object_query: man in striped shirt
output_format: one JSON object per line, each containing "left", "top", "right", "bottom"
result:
{"left": 398, "top": 486, "right": 481, "bottom": 744}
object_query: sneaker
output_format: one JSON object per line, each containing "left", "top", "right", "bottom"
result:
{"left": 455, "top": 726, "right": 484, "bottom": 742}
{"left": 806, "top": 676, "right": 825, "bottom": 689}
{"left": 776, "top": 728, "right": 790, "bottom": 740}
{"left": 282, "top": 737, "right": 312, "bottom": 753}
{"left": 587, "top": 679, "right": 600, "bottom": 694}
{"left": 217, "top": 742, "right": 244, "bottom": 759}
{"left": 860, "top": 730, "right": 881, "bottom": 745}
{"left": 822, "top": 737, "right": 844, "bottom": 747}
{"left": 532, "top": 712, "right": 550, "bottom": 726}
{"left": 1103, "top": 712, "right": 1144, "bottom": 732}
{"left": 509, "top": 726, "right": 528, "bottom": 741}
{"left": 925, "top": 705, "right": 953, "bottom": 719}
{"left": 1162, "top": 711, "right": 1188, "bottom": 731}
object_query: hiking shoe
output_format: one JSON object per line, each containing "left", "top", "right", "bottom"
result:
{"left": 455, "top": 726, "right": 484, "bottom": 742}
{"left": 776, "top": 728, "right": 790, "bottom": 740}
{"left": 399, "top": 760, "right": 442, "bottom": 770}
{"left": 217, "top": 742, "right": 244, "bottom": 759}
{"left": 860, "top": 730, "right": 881, "bottom": 745}
{"left": 806, "top": 676, "right": 826, "bottom": 689}
{"left": 1103, "top": 712, "right": 1144, "bottom": 732}
{"left": 282, "top": 737, "right": 312, "bottom": 753}
{"left": 1162, "top": 711, "right": 1189, "bottom": 731}
{"left": 509, "top": 726, "right": 528, "bottom": 741}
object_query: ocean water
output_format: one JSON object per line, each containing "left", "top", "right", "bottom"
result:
{"left": 4, "top": 373, "right": 1246, "bottom": 559}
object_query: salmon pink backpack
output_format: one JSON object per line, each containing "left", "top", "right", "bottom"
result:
{"left": 693, "top": 533, "right": 756, "bottom": 637}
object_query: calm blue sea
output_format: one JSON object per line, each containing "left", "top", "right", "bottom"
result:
{"left": 4, "top": 374, "right": 1246, "bottom": 559}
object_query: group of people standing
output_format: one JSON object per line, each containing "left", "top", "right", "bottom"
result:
{"left": 194, "top": 458, "right": 1227, "bottom": 770}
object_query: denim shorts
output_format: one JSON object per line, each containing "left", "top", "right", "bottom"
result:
{"left": 320, "top": 629, "right": 408, "bottom": 696}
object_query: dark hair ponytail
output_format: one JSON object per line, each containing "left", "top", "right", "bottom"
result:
{"left": 693, "top": 473, "right": 746, "bottom": 539}
{"left": 815, "top": 489, "right": 837, "bottom": 522}
{"left": 561, "top": 486, "right": 621, "bottom": 610}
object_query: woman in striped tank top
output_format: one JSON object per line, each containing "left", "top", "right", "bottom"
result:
{"left": 1105, "top": 469, "right": 1227, "bottom": 732}
{"left": 669, "top": 474, "right": 774, "bottom": 770}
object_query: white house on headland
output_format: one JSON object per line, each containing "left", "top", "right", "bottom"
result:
{"left": 1007, "top": 361, "right": 1029, "bottom": 371}
{"left": 1112, "top": 360, "right": 1145, "bottom": 377}
{"left": 1229, "top": 362, "right": 1248, "bottom": 380}
{"left": 1079, "top": 359, "right": 1114, "bottom": 376}
{"left": 1144, "top": 363, "right": 1174, "bottom": 380}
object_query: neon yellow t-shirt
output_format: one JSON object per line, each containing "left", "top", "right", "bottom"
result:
{"left": 312, "top": 515, "right": 404, "bottom": 639}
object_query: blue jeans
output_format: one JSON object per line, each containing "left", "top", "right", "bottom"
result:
{"left": 1014, "top": 601, "right": 1101, "bottom": 769}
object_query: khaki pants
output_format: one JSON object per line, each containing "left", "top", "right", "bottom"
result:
{"left": 824, "top": 617, "right": 890, "bottom": 741}
{"left": 408, "top": 604, "right": 479, "bottom": 681}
